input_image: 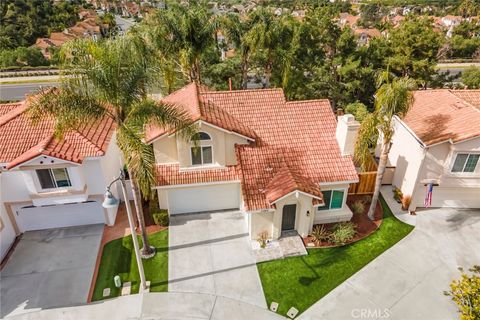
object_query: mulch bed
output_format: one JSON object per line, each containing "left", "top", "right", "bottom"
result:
{"left": 303, "top": 195, "right": 383, "bottom": 248}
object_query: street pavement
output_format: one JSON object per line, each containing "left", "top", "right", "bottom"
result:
{"left": 0, "top": 82, "right": 59, "bottom": 101}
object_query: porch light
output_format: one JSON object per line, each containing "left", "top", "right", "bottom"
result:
{"left": 102, "top": 189, "right": 119, "bottom": 208}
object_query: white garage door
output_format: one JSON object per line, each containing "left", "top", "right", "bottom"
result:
{"left": 15, "top": 201, "right": 105, "bottom": 232}
{"left": 416, "top": 187, "right": 480, "bottom": 208}
{"left": 168, "top": 183, "right": 240, "bottom": 215}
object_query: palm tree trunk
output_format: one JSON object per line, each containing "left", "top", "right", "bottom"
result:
{"left": 264, "top": 61, "right": 272, "bottom": 88}
{"left": 128, "top": 171, "right": 154, "bottom": 257}
{"left": 367, "top": 139, "right": 392, "bottom": 220}
{"left": 242, "top": 55, "right": 249, "bottom": 89}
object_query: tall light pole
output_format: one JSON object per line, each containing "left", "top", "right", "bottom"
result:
{"left": 102, "top": 170, "right": 148, "bottom": 291}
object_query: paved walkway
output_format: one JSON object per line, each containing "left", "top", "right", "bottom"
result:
{"left": 381, "top": 186, "right": 416, "bottom": 226}
{"left": 168, "top": 210, "right": 267, "bottom": 308}
{"left": 1, "top": 225, "right": 103, "bottom": 318}
{"left": 5, "top": 292, "right": 285, "bottom": 320}
{"left": 299, "top": 207, "right": 480, "bottom": 320}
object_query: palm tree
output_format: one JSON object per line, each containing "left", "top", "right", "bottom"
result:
{"left": 355, "top": 75, "right": 416, "bottom": 220}
{"left": 220, "top": 13, "right": 253, "bottom": 89}
{"left": 141, "top": 1, "right": 217, "bottom": 83}
{"left": 28, "top": 37, "right": 196, "bottom": 256}
{"left": 245, "top": 9, "right": 294, "bottom": 88}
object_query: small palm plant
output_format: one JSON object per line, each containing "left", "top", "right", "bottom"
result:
{"left": 355, "top": 74, "right": 416, "bottom": 220}
{"left": 28, "top": 37, "right": 196, "bottom": 257}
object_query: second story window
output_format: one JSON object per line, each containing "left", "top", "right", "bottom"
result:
{"left": 191, "top": 146, "right": 213, "bottom": 165}
{"left": 190, "top": 132, "right": 213, "bottom": 166}
{"left": 36, "top": 168, "right": 72, "bottom": 189}
{"left": 451, "top": 153, "right": 479, "bottom": 173}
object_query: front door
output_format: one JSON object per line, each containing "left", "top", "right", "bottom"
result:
{"left": 281, "top": 204, "right": 296, "bottom": 231}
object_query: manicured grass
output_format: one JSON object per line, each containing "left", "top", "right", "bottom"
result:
{"left": 257, "top": 196, "right": 414, "bottom": 316}
{"left": 92, "top": 230, "right": 168, "bottom": 301}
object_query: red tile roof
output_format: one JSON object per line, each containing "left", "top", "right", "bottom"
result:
{"left": 155, "top": 164, "right": 240, "bottom": 186}
{"left": 403, "top": 90, "right": 480, "bottom": 146}
{"left": 0, "top": 95, "right": 116, "bottom": 169}
{"left": 153, "top": 84, "right": 358, "bottom": 211}
{"left": 146, "top": 83, "right": 257, "bottom": 143}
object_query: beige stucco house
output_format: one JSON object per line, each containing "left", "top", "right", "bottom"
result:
{"left": 147, "top": 83, "right": 360, "bottom": 240}
{"left": 383, "top": 89, "right": 480, "bottom": 211}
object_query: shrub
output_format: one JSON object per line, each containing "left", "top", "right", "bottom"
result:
{"left": 350, "top": 200, "right": 365, "bottom": 216}
{"left": 152, "top": 209, "right": 169, "bottom": 226}
{"left": 401, "top": 194, "right": 412, "bottom": 211}
{"left": 392, "top": 186, "right": 403, "bottom": 202}
{"left": 311, "top": 225, "right": 330, "bottom": 244}
{"left": 257, "top": 231, "right": 269, "bottom": 249}
{"left": 362, "top": 195, "right": 372, "bottom": 203}
{"left": 444, "top": 265, "right": 480, "bottom": 320}
{"left": 331, "top": 222, "right": 356, "bottom": 245}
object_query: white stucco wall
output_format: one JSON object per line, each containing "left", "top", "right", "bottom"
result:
{"left": 271, "top": 192, "right": 314, "bottom": 239}
{"left": 411, "top": 137, "right": 480, "bottom": 209}
{"left": 0, "top": 174, "right": 17, "bottom": 260}
{"left": 152, "top": 123, "right": 249, "bottom": 168}
{"left": 387, "top": 118, "right": 426, "bottom": 198}
{"left": 250, "top": 210, "right": 275, "bottom": 240}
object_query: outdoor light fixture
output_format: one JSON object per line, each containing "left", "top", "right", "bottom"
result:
{"left": 102, "top": 189, "right": 119, "bottom": 208}
{"left": 103, "top": 170, "right": 148, "bottom": 292}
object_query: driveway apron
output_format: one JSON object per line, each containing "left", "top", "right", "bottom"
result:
{"left": 168, "top": 210, "right": 267, "bottom": 308}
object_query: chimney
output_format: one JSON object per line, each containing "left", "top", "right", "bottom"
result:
{"left": 336, "top": 114, "right": 360, "bottom": 156}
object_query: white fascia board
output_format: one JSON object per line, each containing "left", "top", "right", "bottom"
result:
{"left": 198, "top": 120, "right": 255, "bottom": 142}
{"left": 318, "top": 180, "right": 358, "bottom": 186}
{"left": 393, "top": 115, "right": 426, "bottom": 148}
{"left": 270, "top": 190, "right": 323, "bottom": 205}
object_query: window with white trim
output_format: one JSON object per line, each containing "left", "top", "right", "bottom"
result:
{"left": 36, "top": 168, "right": 72, "bottom": 189}
{"left": 191, "top": 146, "right": 213, "bottom": 165}
{"left": 451, "top": 153, "right": 479, "bottom": 173}
{"left": 190, "top": 131, "right": 213, "bottom": 166}
{"left": 317, "top": 189, "right": 345, "bottom": 211}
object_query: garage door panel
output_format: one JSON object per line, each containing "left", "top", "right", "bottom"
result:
{"left": 16, "top": 201, "right": 105, "bottom": 232}
{"left": 168, "top": 183, "right": 240, "bottom": 215}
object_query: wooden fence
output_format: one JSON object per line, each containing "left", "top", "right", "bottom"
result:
{"left": 348, "top": 155, "right": 378, "bottom": 195}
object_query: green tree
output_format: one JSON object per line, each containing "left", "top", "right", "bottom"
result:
{"left": 244, "top": 8, "right": 294, "bottom": 88}
{"left": 457, "top": 0, "right": 480, "bottom": 17}
{"left": 345, "top": 102, "right": 369, "bottom": 122}
{"left": 355, "top": 75, "right": 416, "bottom": 219}
{"left": 140, "top": 1, "right": 217, "bottom": 83}
{"left": 444, "top": 266, "right": 480, "bottom": 320}
{"left": 0, "top": 0, "right": 79, "bottom": 50}
{"left": 27, "top": 38, "right": 196, "bottom": 256}
{"left": 462, "top": 66, "right": 480, "bottom": 89}
{"left": 382, "top": 17, "right": 443, "bottom": 88}
{"left": 0, "top": 47, "right": 49, "bottom": 67}
{"left": 220, "top": 13, "right": 255, "bottom": 89}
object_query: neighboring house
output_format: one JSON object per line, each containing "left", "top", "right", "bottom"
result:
{"left": 338, "top": 13, "right": 360, "bottom": 29}
{"left": 0, "top": 97, "right": 123, "bottom": 260}
{"left": 354, "top": 28, "right": 381, "bottom": 45}
{"left": 147, "top": 83, "right": 359, "bottom": 240}
{"left": 382, "top": 89, "right": 480, "bottom": 211}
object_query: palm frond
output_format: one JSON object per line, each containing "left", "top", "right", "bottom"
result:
{"left": 116, "top": 125, "right": 156, "bottom": 198}
{"left": 126, "top": 99, "right": 197, "bottom": 141}
{"left": 354, "top": 112, "right": 378, "bottom": 171}
{"left": 27, "top": 88, "right": 107, "bottom": 139}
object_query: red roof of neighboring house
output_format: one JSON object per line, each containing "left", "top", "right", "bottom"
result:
{"left": 354, "top": 28, "right": 382, "bottom": 38}
{"left": 0, "top": 95, "right": 116, "bottom": 170}
{"left": 153, "top": 84, "right": 358, "bottom": 211}
{"left": 402, "top": 90, "right": 480, "bottom": 146}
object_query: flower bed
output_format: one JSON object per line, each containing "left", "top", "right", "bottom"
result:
{"left": 303, "top": 195, "right": 383, "bottom": 248}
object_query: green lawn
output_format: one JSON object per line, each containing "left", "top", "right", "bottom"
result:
{"left": 257, "top": 196, "right": 414, "bottom": 316}
{"left": 92, "top": 230, "right": 168, "bottom": 301}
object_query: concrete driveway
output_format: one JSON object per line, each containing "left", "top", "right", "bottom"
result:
{"left": 299, "top": 208, "right": 480, "bottom": 320}
{"left": 1, "top": 224, "right": 103, "bottom": 318}
{"left": 168, "top": 210, "right": 267, "bottom": 308}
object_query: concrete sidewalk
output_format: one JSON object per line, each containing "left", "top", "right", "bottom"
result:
{"left": 5, "top": 292, "right": 285, "bottom": 320}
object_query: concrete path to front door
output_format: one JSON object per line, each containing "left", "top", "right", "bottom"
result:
{"left": 299, "top": 208, "right": 480, "bottom": 320}
{"left": 168, "top": 210, "right": 267, "bottom": 309}
{"left": 1, "top": 224, "right": 103, "bottom": 318}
